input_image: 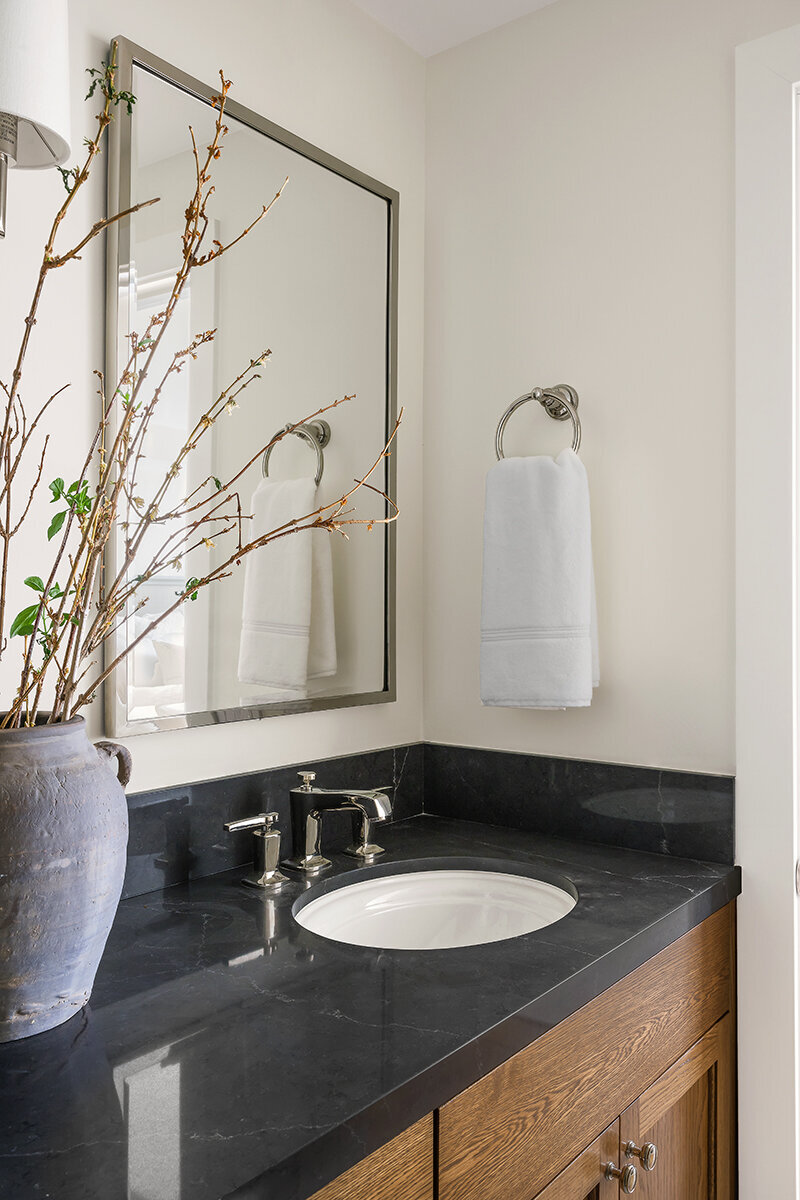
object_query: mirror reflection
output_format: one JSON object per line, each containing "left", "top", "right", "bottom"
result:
{"left": 106, "top": 50, "right": 397, "bottom": 734}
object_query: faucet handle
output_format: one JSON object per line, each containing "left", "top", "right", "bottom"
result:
{"left": 345, "top": 811, "right": 388, "bottom": 863}
{"left": 223, "top": 812, "right": 289, "bottom": 893}
{"left": 297, "top": 771, "right": 316, "bottom": 790}
{"left": 224, "top": 811, "right": 278, "bottom": 833}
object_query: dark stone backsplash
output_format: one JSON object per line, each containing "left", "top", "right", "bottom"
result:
{"left": 423, "top": 744, "right": 734, "bottom": 867}
{"left": 123, "top": 743, "right": 423, "bottom": 899}
{"left": 123, "top": 741, "right": 733, "bottom": 899}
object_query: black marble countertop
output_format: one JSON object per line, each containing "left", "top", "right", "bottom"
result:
{"left": 0, "top": 815, "right": 740, "bottom": 1200}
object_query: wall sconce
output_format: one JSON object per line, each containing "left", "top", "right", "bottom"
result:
{"left": 0, "top": 0, "right": 72, "bottom": 239}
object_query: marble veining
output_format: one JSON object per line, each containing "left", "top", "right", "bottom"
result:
{"left": 0, "top": 815, "right": 740, "bottom": 1200}
{"left": 122, "top": 742, "right": 733, "bottom": 903}
{"left": 123, "top": 743, "right": 424, "bottom": 899}
{"left": 424, "top": 743, "right": 735, "bottom": 864}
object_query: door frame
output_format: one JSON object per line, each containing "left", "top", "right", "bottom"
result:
{"left": 735, "top": 22, "right": 800, "bottom": 1198}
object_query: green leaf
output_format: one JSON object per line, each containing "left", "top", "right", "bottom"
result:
{"left": 24, "top": 576, "right": 45, "bottom": 592}
{"left": 48, "top": 584, "right": 62, "bottom": 599}
{"left": 213, "top": 477, "right": 222, "bottom": 490}
{"left": 181, "top": 576, "right": 201, "bottom": 601}
{"left": 49, "top": 478, "right": 64, "bottom": 502}
{"left": 116, "top": 91, "right": 137, "bottom": 116}
{"left": 10, "top": 604, "right": 39, "bottom": 638}
{"left": 47, "top": 510, "right": 67, "bottom": 541}
{"left": 56, "top": 167, "right": 75, "bottom": 194}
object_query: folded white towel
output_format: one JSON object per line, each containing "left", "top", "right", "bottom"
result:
{"left": 237, "top": 477, "right": 337, "bottom": 699}
{"left": 480, "top": 449, "right": 598, "bottom": 708}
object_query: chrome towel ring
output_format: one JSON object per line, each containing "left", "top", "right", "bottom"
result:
{"left": 262, "top": 419, "right": 331, "bottom": 486}
{"left": 495, "top": 385, "right": 581, "bottom": 459}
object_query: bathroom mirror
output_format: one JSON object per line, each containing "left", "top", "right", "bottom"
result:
{"left": 105, "top": 39, "right": 397, "bottom": 735}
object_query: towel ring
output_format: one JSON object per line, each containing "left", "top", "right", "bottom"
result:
{"left": 262, "top": 420, "right": 331, "bottom": 486}
{"left": 495, "top": 385, "right": 581, "bottom": 459}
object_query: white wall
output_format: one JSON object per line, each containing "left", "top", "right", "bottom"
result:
{"left": 735, "top": 23, "right": 800, "bottom": 1198}
{"left": 0, "top": 0, "right": 425, "bottom": 791}
{"left": 424, "top": 0, "right": 799, "bottom": 776}
{"left": 6, "top": 0, "right": 797, "bottom": 784}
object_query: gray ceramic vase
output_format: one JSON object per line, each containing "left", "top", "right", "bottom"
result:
{"left": 0, "top": 716, "right": 131, "bottom": 1042}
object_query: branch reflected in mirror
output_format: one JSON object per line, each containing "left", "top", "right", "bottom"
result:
{"left": 105, "top": 40, "right": 398, "bottom": 735}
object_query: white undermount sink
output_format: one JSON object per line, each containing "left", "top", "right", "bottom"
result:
{"left": 293, "top": 863, "right": 577, "bottom": 950}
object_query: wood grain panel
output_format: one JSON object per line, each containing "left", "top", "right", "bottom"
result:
{"left": 439, "top": 904, "right": 733, "bottom": 1200}
{"left": 532, "top": 1121, "right": 620, "bottom": 1200}
{"left": 621, "top": 1014, "right": 734, "bottom": 1200}
{"left": 308, "top": 1114, "right": 433, "bottom": 1200}
{"left": 634, "top": 1073, "right": 710, "bottom": 1199}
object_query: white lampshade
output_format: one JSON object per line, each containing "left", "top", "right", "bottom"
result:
{"left": 0, "top": 0, "right": 71, "bottom": 168}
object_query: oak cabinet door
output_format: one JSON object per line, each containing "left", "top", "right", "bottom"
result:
{"left": 438, "top": 907, "right": 733, "bottom": 1200}
{"left": 530, "top": 1122, "right": 620, "bottom": 1200}
{"left": 619, "top": 1014, "right": 734, "bottom": 1200}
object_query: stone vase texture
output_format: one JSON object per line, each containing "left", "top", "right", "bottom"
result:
{"left": 0, "top": 716, "right": 130, "bottom": 1041}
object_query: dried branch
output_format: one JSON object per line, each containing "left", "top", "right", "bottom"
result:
{"left": 72, "top": 411, "right": 402, "bottom": 709}
{"left": 2, "top": 60, "right": 401, "bottom": 729}
{"left": 47, "top": 197, "right": 160, "bottom": 268}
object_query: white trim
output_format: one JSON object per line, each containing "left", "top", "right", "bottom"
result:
{"left": 736, "top": 24, "right": 800, "bottom": 1198}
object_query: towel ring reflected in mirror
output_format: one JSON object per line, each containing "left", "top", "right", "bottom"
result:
{"left": 495, "top": 384, "right": 581, "bottom": 459}
{"left": 103, "top": 36, "right": 398, "bottom": 738}
{"left": 262, "top": 419, "right": 331, "bottom": 486}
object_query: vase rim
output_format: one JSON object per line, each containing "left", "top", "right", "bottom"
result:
{"left": 0, "top": 714, "right": 86, "bottom": 742}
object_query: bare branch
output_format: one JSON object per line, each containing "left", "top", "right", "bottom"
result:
{"left": 2, "top": 62, "right": 402, "bottom": 727}
{"left": 193, "top": 176, "right": 288, "bottom": 266}
{"left": 48, "top": 197, "right": 159, "bottom": 268}
{"left": 11, "top": 436, "right": 50, "bottom": 535}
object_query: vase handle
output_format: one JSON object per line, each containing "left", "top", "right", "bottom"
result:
{"left": 95, "top": 740, "right": 133, "bottom": 789}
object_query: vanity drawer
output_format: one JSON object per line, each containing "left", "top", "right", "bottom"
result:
{"left": 439, "top": 903, "right": 734, "bottom": 1200}
{"left": 309, "top": 1114, "right": 433, "bottom": 1200}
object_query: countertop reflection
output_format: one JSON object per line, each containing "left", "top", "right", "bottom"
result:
{"left": 0, "top": 815, "right": 740, "bottom": 1200}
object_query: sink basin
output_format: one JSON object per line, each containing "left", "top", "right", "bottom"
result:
{"left": 293, "top": 861, "right": 577, "bottom": 950}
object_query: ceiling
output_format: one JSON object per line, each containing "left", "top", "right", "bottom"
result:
{"left": 349, "top": 0, "right": 561, "bottom": 57}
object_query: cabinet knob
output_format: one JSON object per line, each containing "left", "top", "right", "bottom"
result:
{"left": 625, "top": 1140, "right": 658, "bottom": 1171}
{"left": 604, "top": 1161, "right": 638, "bottom": 1193}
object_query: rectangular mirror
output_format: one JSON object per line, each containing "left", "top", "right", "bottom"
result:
{"left": 105, "top": 39, "right": 397, "bottom": 735}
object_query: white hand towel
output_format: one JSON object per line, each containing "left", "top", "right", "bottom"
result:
{"left": 480, "top": 449, "right": 598, "bottom": 708}
{"left": 237, "top": 477, "right": 337, "bottom": 699}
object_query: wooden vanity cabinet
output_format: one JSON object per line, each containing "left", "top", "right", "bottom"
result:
{"left": 618, "top": 1014, "right": 734, "bottom": 1200}
{"left": 531, "top": 1121, "right": 621, "bottom": 1199}
{"left": 525, "top": 1013, "right": 735, "bottom": 1200}
{"left": 308, "top": 1114, "right": 433, "bottom": 1200}
{"left": 308, "top": 904, "right": 735, "bottom": 1200}
{"left": 439, "top": 904, "right": 735, "bottom": 1200}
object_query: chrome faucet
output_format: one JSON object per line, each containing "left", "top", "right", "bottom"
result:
{"left": 223, "top": 810, "right": 290, "bottom": 893}
{"left": 282, "top": 771, "right": 393, "bottom": 875}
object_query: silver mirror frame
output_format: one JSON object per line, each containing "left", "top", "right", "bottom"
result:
{"left": 104, "top": 37, "right": 398, "bottom": 736}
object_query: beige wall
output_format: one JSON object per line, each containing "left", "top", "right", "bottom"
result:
{"left": 0, "top": 0, "right": 425, "bottom": 791}
{"left": 6, "top": 0, "right": 800, "bottom": 788}
{"left": 423, "top": 0, "right": 800, "bottom": 775}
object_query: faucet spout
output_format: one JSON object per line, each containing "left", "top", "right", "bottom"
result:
{"left": 282, "top": 775, "right": 393, "bottom": 875}
{"left": 340, "top": 789, "right": 392, "bottom": 822}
